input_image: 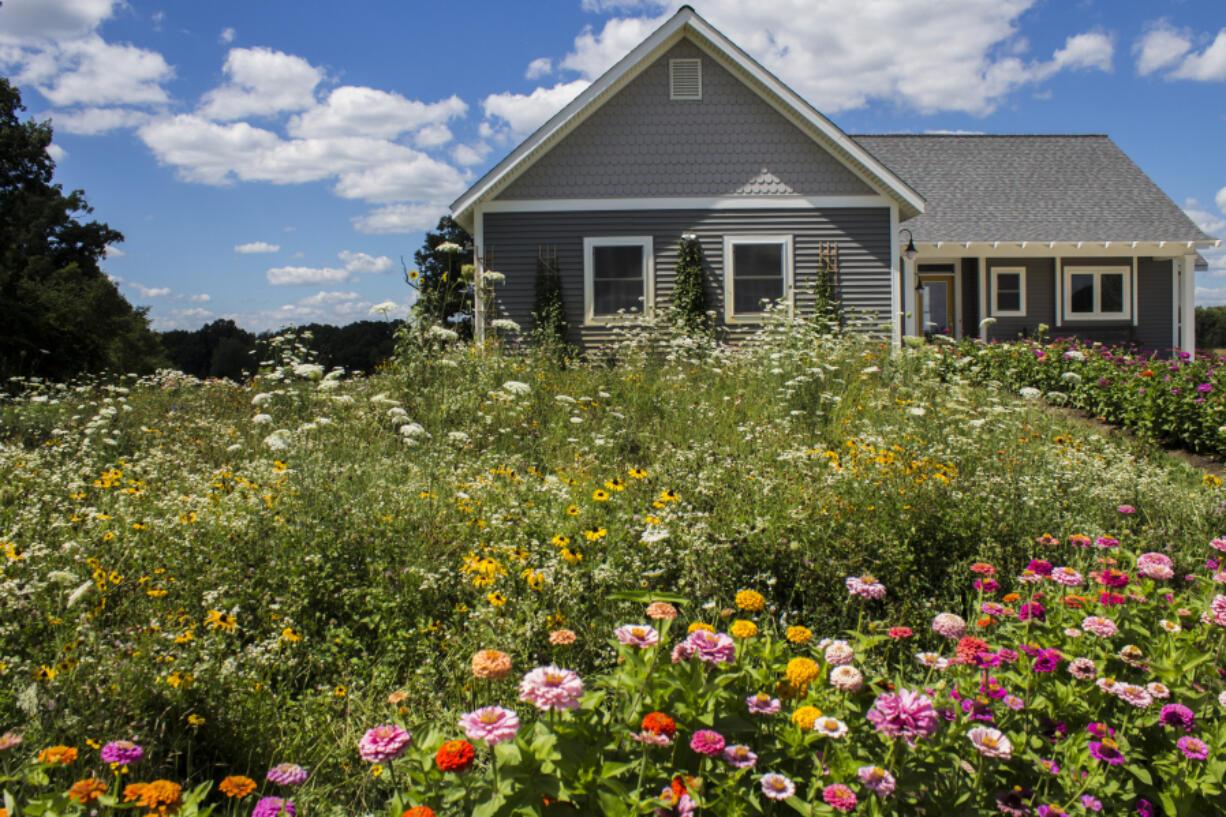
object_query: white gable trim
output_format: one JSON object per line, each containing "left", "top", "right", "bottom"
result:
{"left": 450, "top": 7, "right": 924, "bottom": 230}
{"left": 484, "top": 195, "right": 888, "bottom": 213}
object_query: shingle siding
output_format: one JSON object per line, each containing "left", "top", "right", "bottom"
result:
{"left": 484, "top": 208, "right": 892, "bottom": 349}
{"left": 497, "top": 39, "right": 875, "bottom": 201}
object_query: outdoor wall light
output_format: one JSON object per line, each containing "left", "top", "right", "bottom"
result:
{"left": 900, "top": 229, "right": 917, "bottom": 262}
{"left": 681, "top": 233, "right": 698, "bottom": 242}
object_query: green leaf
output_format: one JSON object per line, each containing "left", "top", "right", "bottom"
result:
{"left": 472, "top": 793, "right": 507, "bottom": 817}
{"left": 784, "top": 795, "right": 813, "bottom": 816}
{"left": 1127, "top": 764, "right": 1153, "bottom": 786}
{"left": 601, "top": 760, "right": 638, "bottom": 780}
{"left": 605, "top": 589, "right": 691, "bottom": 605}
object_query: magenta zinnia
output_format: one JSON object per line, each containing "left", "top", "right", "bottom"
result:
{"left": 252, "top": 796, "right": 295, "bottom": 817}
{"left": 265, "top": 763, "right": 308, "bottom": 786}
{"left": 689, "top": 729, "right": 725, "bottom": 757}
{"left": 823, "top": 783, "right": 857, "bottom": 813}
{"left": 459, "top": 706, "right": 520, "bottom": 745}
{"left": 866, "top": 689, "right": 939, "bottom": 745}
{"left": 857, "top": 766, "right": 896, "bottom": 798}
{"left": 100, "top": 741, "right": 143, "bottom": 766}
{"left": 357, "top": 725, "right": 412, "bottom": 763}
{"left": 680, "top": 630, "right": 736, "bottom": 666}
{"left": 518, "top": 666, "right": 584, "bottom": 712}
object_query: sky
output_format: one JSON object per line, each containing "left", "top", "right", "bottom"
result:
{"left": 2, "top": 0, "right": 1226, "bottom": 331}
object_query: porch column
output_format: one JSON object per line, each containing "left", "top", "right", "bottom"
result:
{"left": 1182, "top": 254, "right": 1197, "bottom": 355}
{"left": 473, "top": 206, "right": 485, "bottom": 346}
{"left": 977, "top": 256, "right": 988, "bottom": 341}
{"left": 903, "top": 255, "right": 917, "bottom": 337}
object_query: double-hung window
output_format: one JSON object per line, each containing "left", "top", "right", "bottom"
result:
{"left": 723, "top": 235, "right": 793, "bottom": 322}
{"left": 990, "top": 267, "right": 1026, "bottom": 317}
{"left": 583, "top": 236, "right": 653, "bottom": 323}
{"left": 1062, "top": 266, "right": 1130, "bottom": 321}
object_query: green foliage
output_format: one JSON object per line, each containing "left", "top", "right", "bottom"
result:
{"left": 531, "top": 251, "right": 571, "bottom": 356}
{"left": 670, "top": 236, "right": 710, "bottom": 334}
{"left": 1196, "top": 306, "right": 1226, "bottom": 350}
{"left": 812, "top": 246, "right": 841, "bottom": 330}
{"left": 0, "top": 78, "right": 163, "bottom": 381}
{"left": 408, "top": 216, "right": 474, "bottom": 336}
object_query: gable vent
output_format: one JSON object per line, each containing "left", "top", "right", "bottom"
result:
{"left": 670, "top": 58, "right": 702, "bottom": 100}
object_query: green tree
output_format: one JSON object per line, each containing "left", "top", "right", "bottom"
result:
{"left": 0, "top": 77, "right": 163, "bottom": 380}
{"left": 408, "top": 215, "right": 474, "bottom": 336}
{"left": 671, "top": 235, "right": 710, "bottom": 334}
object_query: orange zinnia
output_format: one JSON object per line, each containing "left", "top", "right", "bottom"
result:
{"left": 37, "top": 746, "right": 78, "bottom": 765}
{"left": 219, "top": 775, "right": 256, "bottom": 798}
{"left": 125, "top": 780, "right": 182, "bottom": 815}
{"left": 641, "top": 712, "right": 676, "bottom": 737}
{"left": 403, "top": 808, "right": 435, "bottom": 817}
{"left": 435, "top": 739, "right": 475, "bottom": 772}
{"left": 470, "top": 649, "right": 511, "bottom": 681}
{"left": 67, "top": 778, "right": 107, "bottom": 804}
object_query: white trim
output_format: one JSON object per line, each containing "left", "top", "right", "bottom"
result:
{"left": 1130, "top": 258, "right": 1138, "bottom": 327}
{"left": 977, "top": 259, "right": 987, "bottom": 340}
{"left": 990, "top": 266, "right": 1027, "bottom": 317}
{"left": 583, "top": 236, "right": 654, "bottom": 325}
{"left": 1182, "top": 254, "right": 1197, "bottom": 354}
{"left": 889, "top": 205, "right": 901, "bottom": 347}
{"left": 903, "top": 256, "right": 916, "bottom": 336}
{"left": 722, "top": 234, "right": 793, "bottom": 323}
{"left": 1054, "top": 256, "right": 1063, "bottom": 328}
{"left": 669, "top": 58, "right": 702, "bottom": 100}
{"left": 449, "top": 7, "right": 925, "bottom": 229}
{"left": 917, "top": 261, "right": 960, "bottom": 338}
{"left": 484, "top": 195, "right": 888, "bottom": 213}
{"left": 1172, "top": 258, "right": 1180, "bottom": 352}
{"left": 914, "top": 241, "right": 1215, "bottom": 259}
{"left": 473, "top": 204, "right": 485, "bottom": 345}
{"left": 954, "top": 262, "right": 963, "bottom": 338}
{"left": 1061, "top": 265, "right": 1131, "bottom": 322}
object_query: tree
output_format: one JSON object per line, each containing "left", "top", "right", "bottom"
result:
{"left": 408, "top": 215, "right": 474, "bottom": 336}
{"left": 671, "top": 235, "right": 710, "bottom": 334}
{"left": 0, "top": 77, "right": 163, "bottom": 380}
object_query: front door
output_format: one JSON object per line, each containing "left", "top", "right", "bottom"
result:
{"left": 917, "top": 264, "right": 956, "bottom": 338}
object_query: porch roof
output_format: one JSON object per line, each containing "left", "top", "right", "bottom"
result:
{"left": 852, "top": 134, "right": 1216, "bottom": 246}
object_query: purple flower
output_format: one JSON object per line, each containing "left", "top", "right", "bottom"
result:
{"left": 759, "top": 773, "right": 795, "bottom": 801}
{"left": 690, "top": 730, "right": 725, "bottom": 757}
{"left": 746, "top": 693, "right": 781, "bottom": 714}
{"left": 1117, "top": 505, "right": 1136, "bottom": 514}
{"left": 1137, "top": 799, "right": 1154, "bottom": 817}
{"left": 974, "top": 578, "right": 1000, "bottom": 593}
{"left": 1026, "top": 559, "right": 1053, "bottom": 576}
{"left": 519, "top": 666, "right": 584, "bottom": 712}
{"left": 1081, "top": 795, "right": 1103, "bottom": 812}
{"left": 857, "top": 765, "right": 896, "bottom": 798}
{"left": 1018, "top": 601, "right": 1045, "bottom": 622}
{"left": 1177, "top": 736, "right": 1209, "bottom": 760}
{"left": 722, "top": 744, "right": 757, "bottom": 769}
{"left": 1035, "top": 758, "right": 1059, "bottom": 775}
{"left": 1031, "top": 648, "right": 1061, "bottom": 673}
{"left": 266, "top": 764, "right": 307, "bottom": 786}
{"left": 252, "top": 796, "right": 295, "bottom": 817}
{"left": 681, "top": 630, "right": 736, "bottom": 666}
{"left": 1199, "top": 383, "right": 1213, "bottom": 394}
{"left": 1159, "top": 703, "right": 1195, "bottom": 732}
{"left": 867, "top": 689, "right": 939, "bottom": 745}
{"left": 1089, "top": 739, "right": 1125, "bottom": 765}
{"left": 995, "top": 787, "right": 1033, "bottom": 817}
{"left": 1038, "top": 806, "right": 1068, "bottom": 817}
{"left": 358, "top": 725, "right": 412, "bottom": 762}
{"left": 459, "top": 707, "right": 519, "bottom": 746}
{"left": 100, "top": 740, "right": 143, "bottom": 766}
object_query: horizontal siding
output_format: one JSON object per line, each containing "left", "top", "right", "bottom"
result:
{"left": 986, "top": 258, "right": 1055, "bottom": 341}
{"left": 484, "top": 208, "right": 892, "bottom": 349}
{"left": 1134, "top": 258, "right": 1173, "bottom": 352}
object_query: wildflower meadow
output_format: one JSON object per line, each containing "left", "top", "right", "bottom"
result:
{"left": 2, "top": 315, "right": 1225, "bottom": 816}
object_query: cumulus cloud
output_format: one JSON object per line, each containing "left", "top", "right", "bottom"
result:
{"left": 266, "top": 265, "right": 349, "bottom": 286}
{"left": 198, "top": 47, "right": 324, "bottom": 121}
{"left": 46, "top": 143, "right": 68, "bottom": 161}
{"left": 413, "top": 122, "right": 453, "bottom": 148}
{"left": 338, "top": 251, "right": 394, "bottom": 275}
{"left": 128, "top": 281, "right": 171, "bottom": 298}
{"left": 287, "top": 86, "right": 467, "bottom": 140}
{"left": 103, "top": 244, "right": 124, "bottom": 258}
{"left": 15, "top": 35, "right": 173, "bottom": 107}
{"left": 1133, "top": 20, "right": 1192, "bottom": 76}
{"left": 481, "top": 79, "right": 590, "bottom": 140}
{"left": 1169, "top": 29, "right": 1226, "bottom": 81}
{"left": 1217, "top": 186, "right": 1226, "bottom": 215}
{"left": 352, "top": 203, "right": 446, "bottom": 235}
{"left": 525, "top": 57, "right": 553, "bottom": 79}
{"left": 330, "top": 152, "right": 468, "bottom": 203}
{"left": 50, "top": 106, "right": 150, "bottom": 134}
{"left": 559, "top": 15, "right": 665, "bottom": 79}
{"left": 450, "top": 142, "right": 490, "bottom": 166}
{"left": 187, "top": 293, "right": 211, "bottom": 303}
{"left": 235, "top": 241, "right": 280, "bottom": 254}
{"left": 1185, "top": 198, "right": 1226, "bottom": 238}
{"left": 0, "top": 0, "right": 118, "bottom": 40}
{"left": 299, "top": 290, "right": 360, "bottom": 306}
{"left": 219, "top": 27, "right": 236, "bottom": 45}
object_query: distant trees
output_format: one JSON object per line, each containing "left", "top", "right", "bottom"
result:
{"left": 0, "top": 77, "right": 163, "bottom": 380}
{"left": 1196, "top": 306, "right": 1226, "bottom": 351}
{"left": 408, "top": 215, "right": 474, "bottom": 335}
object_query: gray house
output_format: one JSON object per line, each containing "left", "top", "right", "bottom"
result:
{"left": 450, "top": 6, "right": 1219, "bottom": 353}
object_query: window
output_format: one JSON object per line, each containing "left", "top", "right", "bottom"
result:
{"left": 670, "top": 58, "right": 702, "bottom": 99}
{"left": 1062, "top": 266, "right": 1130, "bottom": 321}
{"left": 583, "top": 236, "right": 653, "bottom": 323}
{"left": 723, "top": 235, "right": 793, "bottom": 321}
{"left": 990, "top": 266, "right": 1026, "bottom": 317}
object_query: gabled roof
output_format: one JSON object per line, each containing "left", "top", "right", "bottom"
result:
{"left": 450, "top": 6, "right": 925, "bottom": 230}
{"left": 853, "top": 134, "right": 1216, "bottom": 245}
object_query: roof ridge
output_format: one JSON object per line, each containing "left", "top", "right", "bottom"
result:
{"left": 852, "top": 133, "right": 1109, "bottom": 138}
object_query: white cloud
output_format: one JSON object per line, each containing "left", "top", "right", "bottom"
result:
{"left": 50, "top": 106, "right": 150, "bottom": 134}
{"left": 1196, "top": 285, "right": 1226, "bottom": 303}
{"left": 481, "top": 79, "right": 590, "bottom": 140}
{"left": 46, "top": 143, "right": 68, "bottom": 162}
{"left": 235, "top": 241, "right": 280, "bottom": 254}
{"left": 1133, "top": 20, "right": 1192, "bottom": 76}
{"left": 198, "top": 47, "right": 324, "bottom": 121}
{"left": 159, "top": 306, "right": 213, "bottom": 328}
{"left": 450, "top": 142, "right": 489, "bottom": 166}
{"left": 219, "top": 27, "right": 236, "bottom": 45}
{"left": 299, "top": 290, "right": 360, "bottom": 306}
{"left": 338, "top": 251, "right": 394, "bottom": 275}
{"left": 525, "top": 57, "right": 553, "bottom": 79}
{"left": 188, "top": 293, "right": 211, "bottom": 303}
{"left": 413, "top": 123, "right": 453, "bottom": 148}
{"left": 547, "top": 1, "right": 1117, "bottom": 116}
{"left": 266, "top": 265, "right": 349, "bottom": 286}
{"left": 1169, "top": 29, "right": 1226, "bottom": 81}
{"left": 330, "top": 152, "right": 468, "bottom": 203}
{"left": 129, "top": 282, "right": 171, "bottom": 298}
{"left": 1217, "top": 186, "right": 1226, "bottom": 215}
{"left": 0, "top": 0, "right": 118, "bottom": 40}
{"left": 352, "top": 203, "right": 446, "bottom": 234}
{"left": 103, "top": 244, "right": 124, "bottom": 258}
{"left": 287, "top": 86, "right": 467, "bottom": 140}
{"left": 16, "top": 35, "right": 173, "bottom": 107}
{"left": 1185, "top": 198, "right": 1226, "bottom": 237}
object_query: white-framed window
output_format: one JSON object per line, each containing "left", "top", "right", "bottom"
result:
{"left": 1062, "top": 265, "right": 1130, "bottom": 322}
{"left": 722, "top": 234, "right": 793, "bottom": 322}
{"left": 583, "top": 236, "right": 653, "bottom": 324}
{"left": 669, "top": 58, "right": 702, "bottom": 100}
{"left": 990, "top": 266, "right": 1026, "bottom": 317}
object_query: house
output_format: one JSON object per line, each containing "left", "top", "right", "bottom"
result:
{"left": 449, "top": 6, "right": 1219, "bottom": 353}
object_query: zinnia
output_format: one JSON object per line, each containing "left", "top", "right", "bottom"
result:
{"left": 266, "top": 763, "right": 308, "bottom": 786}
{"left": 830, "top": 665, "right": 863, "bottom": 692}
{"left": 846, "top": 575, "right": 886, "bottom": 599}
{"left": 37, "top": 746, "right": 77, "bottom": 765}
{"left": 645, "top": 602, "right": 677, "bottom": 620}
{"left": 759, "top": 773, "right": 795, "bottom": 801}
{"left": 219, "top": 776, "right": 257, "bottom": 798}
{"left": 867, "top": 689, "right": 939, "bottom": 745}
{"left": 518, "top": 665, "right": 584, "bottom": 712}
{"left": 460, "top": 707, "right": 519, "bottom": 745}
{"left": 1177, "top": 736, "right": 1209, "bottom": 760}
{"left": 734, "top": 589, "right": 765, "bottom": 611}
{"left": 402, "top": 808, "right": 435, "bottom": 817}
{"left": 252, "top": 796, "right": 295, "bottom": 817}
{"left": 67, "top": 778, "right": 107, "bottom": 804}
{"left": 435, "top": 740, "right": 475, "bottom": 772}
{"left": 682, "top": 630, "right": 736, "bottom": 666}
{"left": 968, "top": 726, "right": 1013, "bottom": 758}
{"left": 824, "top": 640, "right": 854, "bottom": 666}
{"left": 642, "top": 712, "right": 677, "bottom": 737}
{"left": 823, "top": 783, "right": 857, "bottom": 812}
{"left": 358, "top": 725, "right": 412, "bottom": 762}
{"left": 471, "top": 649, "right": 512, "bottom": 680}
{"left": 614, "top": 624, "right": 660, "bottom": 648}
{"left": 723, "top": 744, "right": 758, "bottom": 768}
{"left": 1137, "top": 552, "right": 1174, "bottom": 580}
{"left": 689, "top": 730, "right": 725, "bottom": 756}
{"left": 100, "top": 740, "right": 143, "bottom": 766}
{"left": 931, "top": 613, "right": 966, "bottom": 639}
{"left": 785, "top": 657, "right": 819, "bottom": 687}
{"left": 1081, "top": 616, "right": 1118, "bottom": 637}
{"left": 1159, "top": 704, "right": 1195, "bottom": 732}
{"left": 549, "top": 629, "right": 576, "bottom": 645}
{"left": 858, "top": 766, "right": 896, "bottom": 797}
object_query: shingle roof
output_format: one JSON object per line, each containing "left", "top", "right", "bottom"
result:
{"left": 851, "top": 134, "right": 1213, "bottom": 244}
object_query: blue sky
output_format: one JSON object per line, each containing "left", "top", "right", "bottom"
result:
{"left": 3, "top": 0, "right": 1225, "bottom": 330}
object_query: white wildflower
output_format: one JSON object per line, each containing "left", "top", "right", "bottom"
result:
{"left": 252, "top": 413, "right": 273, "bottom": 425}
{"left": 1017, "top": 387, "right": 1041, "bottom": 399}
{"left": 503, "top": 381, "right": 531, "bottom": 395}
{"left": 264, "top": 429, "right": 292, "bottom": 451}
{"left": 252, "top": 392, "right": 272, "bottom": 406}
{"left": 491, "top": 318, "right": 520, "bottom": 333}
{"left": 426, "top": 325, "right": 459, "bottom": 342}
{"left": 369, "top": 301, "right": 398, "bottom": 317}
{"left": 292, "top": 363, "right": 325, "bottom": 380}
{"left": 483, "top": 270, "right": 506, "bottom": 284}
{"left": 399, "top": 422, "right": 427, "bottom": 438}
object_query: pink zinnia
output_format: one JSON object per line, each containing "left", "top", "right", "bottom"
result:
{"left": 823, "top": 783, "right": 857, "bottom": 813}
{"left": 722, "top": 744, "right": 757, "bottom": 769}
{"left": 1081, "top": 616, "right": 1118, "bottom": 637}
{"left": 857, "top": 766, "right": 896, "bottom": 797}
{"left": 1177, "top": 736, "right": 1209, "bottom": 760}
{"left": 459, "top": 706, "right": 519, "bottom": 745}
{"left": 682, "top": 630, "right": 736, "bottom": 666}
{"left": 266, "top": 763, "right": 308, "bottom": 786}
{"left": 689, "top": 729, "right": 725, "bottom": 757}
{"left": 967, "top": 726, "right": 1012, "bottom": 758}
{"left": 866, "top": 689, "right": 939, "bottom": 745}
{"left": 1095, "top": 537, "right": 1120, "bottom": 549}
{"left": 1210, "top": 537, "right": 1226, "bottom": 553}
{"left": 100, "top": 740, "right": 143, "bottom": 766}
{"left": 1068, "top": 657, "right": 1096, "bottom": 680}
{"left": 931, "top": 613, "right": 966, "bottom": 639}
{"left": 846, "top": 575, "right": 886, "bottom": 600}
{"left": 1209, "top": 595, "right": 1226, "bottom": 627}
{"left": 1114, "top": 685, "right": 1153, "bottom": 709}
{"left": 357, "top": 725, "right": 412, "bottom": 762}
{"left": 1137, "top": 552, "right": 1174, "bottom": 580}
{"left": 614, "top": 624, "right": 660, "bottom": 648}
{"left": 760, "top": 773, "right": 795, "bottom": 801}
{"left": 518, "top": 666, "right": 584, "bottom": 712}
{"left": 746, "top": 693, "right": 781, "bottom": 714}
{"left": 252, "top": 797, "right": 295, "bottom": 817}
{"left": 1051, "top": 567, "right": 1083, "bottom": 587}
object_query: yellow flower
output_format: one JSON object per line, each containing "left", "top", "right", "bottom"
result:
{"left": 204, "top": 610, "right": 237, "bottom": 632}
{"left": 657, "top": 489, "right": 680, "bottom": 503}
{"left": 146, "top": 589, "right": 167, "bottom": 598}
{"left": 604, "top": 478, "right": 626, "bottom": 492}
{"left": 281, "top": 628, "right": 301, "bottom": 643}
{"left": 187, "top": 714, "right": 205, "bottom": 726}
{"left": 521, "top": 569, "right": 545, "bottom": 591}
{"left": 584, "top": 527, "right": 607, "bottom": 541}
{"left": 592, "top": 489, "right": 610, "bottom": 502}
{"left": 369, "top": 764, "right": 383, "bottom": 777}
{"left": 785, "top": 657, "right": 820, "bottom": 687}
{"left": 560, "top": 547, "right": 583, "bottom": 564}
{"left": 734, "top": 590, "right": 766, "bottom": 612}
{"left": 550, "top": 534, "right": 570, "bottom": 547}
{"left": 566, "top": 505, "right": 581, "bottom": 516}
{"left": 333, "top": 685, "right": 347, "bottom": 698}
{"left": 786, "top": 625, "right": 813, "bottom": 644}
{"left": 729, "top": 620, "right": 758, "bottom": 639}
{"left": 687, "top": 622, "right": 715, "bottom": 634}
{"left": 409, "top": 269, "right": 420, "bottom": 281}
{"left": 487, "top": 591, "right": 508, "bottom": 607}
{"left": 628, "top": 467, "right": 648, "bottom": 479}
{"left": 791, "top": 705, "right": 823, "bottom": 730}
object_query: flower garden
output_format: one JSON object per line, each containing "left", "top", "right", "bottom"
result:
{"left": 2, "top": 318, "right": 1225, "bottom": 816}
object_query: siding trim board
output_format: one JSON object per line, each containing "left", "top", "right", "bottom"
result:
{"left": 486, "top": 196, "right": 889, "bottom": 212}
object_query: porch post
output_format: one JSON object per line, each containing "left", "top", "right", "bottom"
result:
{"left": 889, "top": 205, "right": 901, "bottom": 347}
{"left": 1054, "top": 256, "right": 1063, "bottom": 329}
{"left": 1182, "top": 254, "right": 1197, "bottom": 355}
{"left": 977, "top": 256, "right": 988, "bottom": 341}
{"left": 473, "top": 205, "right": 485, "bottom": 346}
{"left": 903, "top": 255, "right": 917, "bottom": 337}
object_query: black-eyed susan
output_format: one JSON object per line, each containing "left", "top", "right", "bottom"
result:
{"left": 592, "top": 489, "right": 610, "bottom": 502}
{"left": 487, "top": 591, "right": 508, "bottom": 607}
{"left": 550, "top": 534, "right": 571, "bottom": 547}
{"left": 560, "top": 547, "right": 583, "bottom": 564}
{"left": 584, "top": 527, "right": 607, "bottom": 541}
{"left": 280, "top": 627, "right": 301, "bottom": 643}
{"left": 628, "top": 467, "right": 648, "bottom": 479}
{"left": 204, "top": 610, "right": 237, "bottom": 632}
{"left": 604, "top": 478, "right": 626, "bottom": 492}
{"left": 657, "top": 489, "right": 680, "bottom": 503}
{"left": 566, "top": 505, "right": 581, "bottom": 516}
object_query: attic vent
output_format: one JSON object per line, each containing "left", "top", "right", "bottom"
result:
{"left": 670, "top": 58, "right": 702, "bottom": 100}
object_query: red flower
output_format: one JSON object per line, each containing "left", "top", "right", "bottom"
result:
{"left": 435, "top": 740, "right": 475, "bottom": 772}
{"left": 641, "top": 712, "right": 676, "bottom": 738}
{"left": 955, "top": 636, "right": 990, "bottom": 664}
{"left": 887, "top": 627, "right": 913, "bottom": 639}
{"left": 970, "top": 562, "right": 996, "bottom": 575}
